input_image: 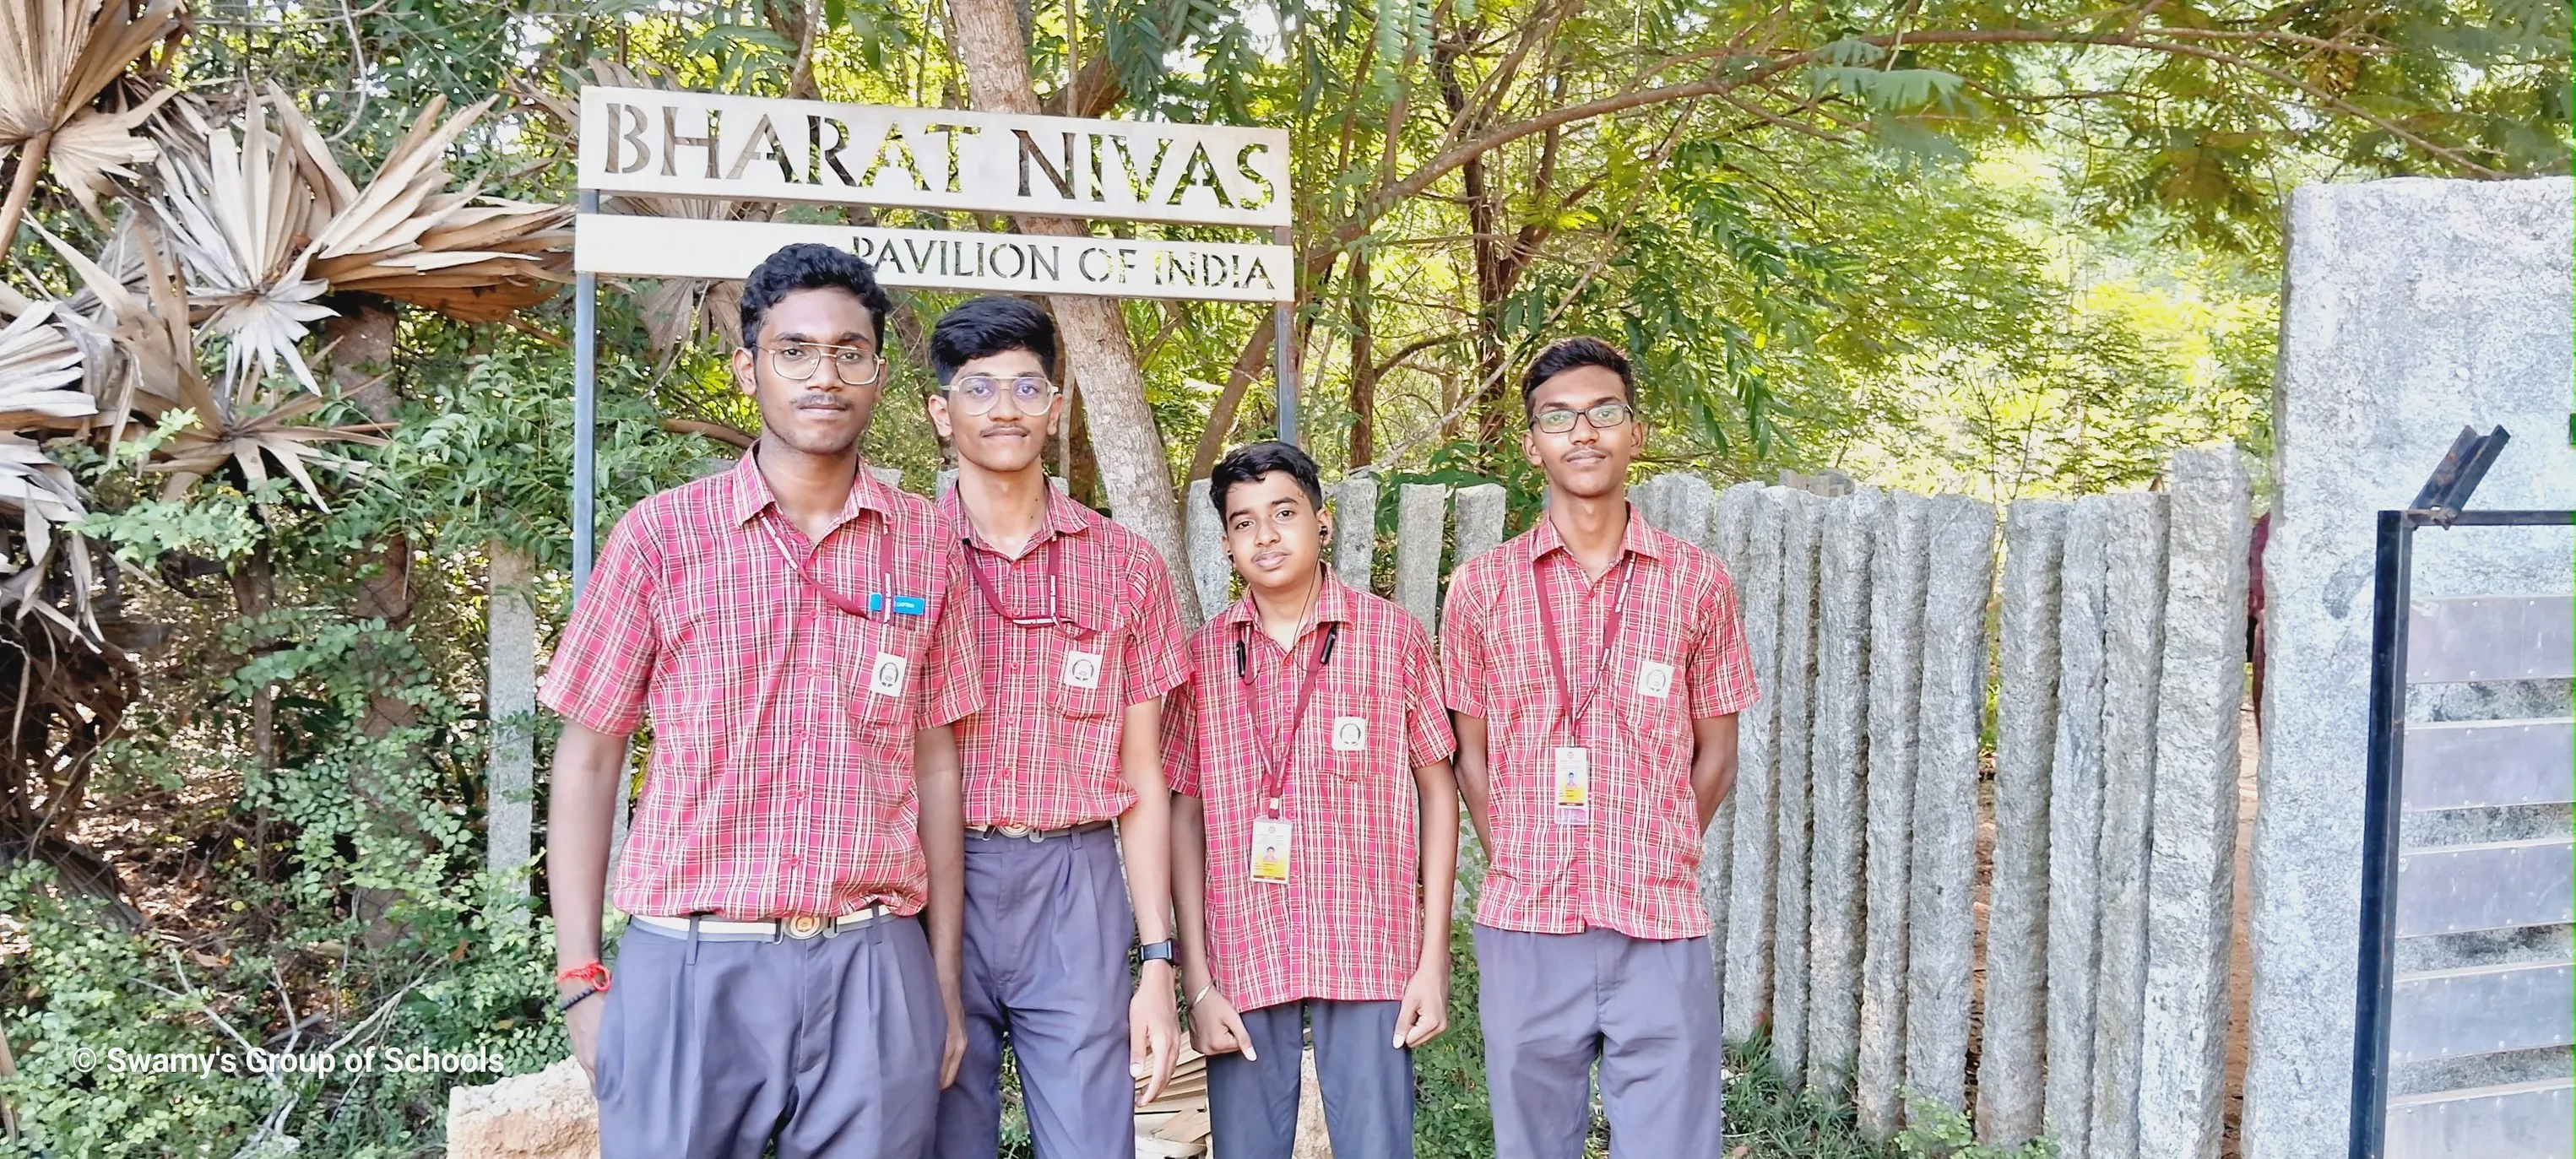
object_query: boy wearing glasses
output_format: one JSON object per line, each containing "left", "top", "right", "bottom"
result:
{"left": 1165, "top": 441, "right": 1461, "bottom": 1159}
{"left": 1440, "top": 337, "right": 1756, "bottom": 1158}
{"left": 922, "top": 296, "right": 1192, "bottom": 1159}
{"left": 544, "top": 244, "right": 979, "bottom": 1157}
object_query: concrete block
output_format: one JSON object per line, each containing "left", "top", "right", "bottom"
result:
{"left": 1395, "top": 484, "right": 1450, "bottom": 630}
{"left": 1857, "top": 490, "right": 1929, "bottom": 1140}
{"left": 1771, "top": 489, "right": 1825, "bottom": 1086}
{"left": 1904, "top": 496, "right": 1995, "bottom": 1117}
{"left": 1185, "top": 477, "right": 1233, "bottom": 621}
{"left": 487, "top": 544, "right": 539, "bottom": 892}
{"left": 2135, "top": 447, "right": 2252, "bottom": 1159}
{"left": 1700, "top": 484, "right": 1764, "bottom": 960}
{"left": 2045, "top": 496, "right": 2113, "bottom": 1158}
{"left": 1334, "top": 476, "right": 1380, "bottom": 594}
{"left": 2089, "top": 490, "right": 2171, "bottom": 1159}
{"left": 1723, "top": 489, "right": 1787, "bottom": 1041}
{"left": 1977, "top": 500, "right": 2069, "bottom": 1145}
{"left": 1804, "top": 488, "right": 1880, "bottom": 1100}
{"left": 1448, "top": 484, "right": 1508, "bottom": 641}
{"left": 2249, "top": 177, "right": 2576, "bottom": 1159}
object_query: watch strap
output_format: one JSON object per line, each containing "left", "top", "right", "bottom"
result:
{"left": 1137, "top": 940, "right": 1177, "bottom": 964}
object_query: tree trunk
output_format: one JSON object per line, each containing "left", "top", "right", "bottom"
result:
{"left": 1347, "top": 248, "right": 1375, "bottom": 468}
{"left": 946, "top": 0, "right": 1200, "bottom": 619}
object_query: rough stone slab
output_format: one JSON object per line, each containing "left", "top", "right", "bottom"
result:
{"left": 867, "top": 464, "right": 904, "bottom": 490}
{"left": 487, "top": 545, "right": 539, "bottom": 892}
{"left": 1447, "top": 484, "right": 1509, "bottom": 642}
{"left": 1770, "top": 489, "right": 1824, "bottom": 1086}
{"left": 1723, "top": 489, "right": 1787, "bottom": 1042}
{"left": 1185, "top": 477, "right": 1233, "bottom": 620}
{"left": 1977, "top": 501, "right": 2069, "bottom": 1145}
{"left": 446, "top": 1057, "right": 599, "bottom": 1159}
{"left": 1857, "top": 490, "right": 1929, "bottom": 1140}
{"left": 2135, "top": 448, "right": 2253, "bottom": 1159}
{"left": 1632, "top": 474, "right": 1671, "bottom": 531}
{"left": 1335, "top": 475, "right": 1380, "bottom": 594}
{"left": 1664, "top": 474, "right": 1716, "bottom": 549}
{"left": 2045, "top": 496, "right": 2114, "bottom": 1159}
{"left": 2088, "top": 490, "right": 2171, "bottom": 1159}
{"left": 2249, "top": 177, "right": 2576, "bottom": 1159}
{"left": 1395, "top": 484, "right": 1450, "bottom": 630}
{"left": 1904, "top": 496, "right": 1996, "bottom": 1118}
{"left": 1700, "top": 484, "right": 1765, "bottom": 960}
{"left": 1804, "top": 488, "right": 1880, "bottom": 1100}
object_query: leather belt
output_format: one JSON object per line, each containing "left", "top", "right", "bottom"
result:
{"left": 628, "top": 904, "right": 897, "bottom": 941}
{"left": 964, "top": 819, "right": 1114, "bottom": 842}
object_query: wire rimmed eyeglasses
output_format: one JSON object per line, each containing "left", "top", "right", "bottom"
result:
{"left": 1531, "top": 401, "right": 1634, "bottom": 434}
{"left": 946, "top": 373, "right": 1060, "bottom": 416}
{"left": 751, "top": 342, "right": 886, "bottom": 386}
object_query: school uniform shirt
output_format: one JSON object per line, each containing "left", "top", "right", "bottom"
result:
{"left": 1163, "top": 573, "right": 1456, "bottom": 1013}
{"left": 1440, "top": 510, "right": 1758, "bottom": 940}
{"left": 935, "top": 485, "right": 1190, "bottom": 830}
{"left": 540, "top": 452, "right": 984, "bottom": 921}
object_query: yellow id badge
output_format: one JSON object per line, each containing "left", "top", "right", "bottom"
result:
{"left": 1554, "top": 746, "right": 1591, "bottom": 826}
{"left": 1249, "top": 818, "right": 1293, "bottom": 883}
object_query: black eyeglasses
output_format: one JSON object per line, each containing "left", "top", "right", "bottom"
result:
{"left": 1531, "top": 402, "right": 1634, "bottom": 434}
{"left": 948, "top": 373, "right": 1059, "bottom": 416}
{"left": 752, "top": 342, "right": 885, "bottom": 386}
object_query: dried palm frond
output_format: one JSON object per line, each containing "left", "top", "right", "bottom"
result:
{"left": 0, "top": 301, "right": 100, "bottom": 431}
{"left": 29, "top": 214, "right": 196, "bottom": 435}
{"left": 0, "top": 433, "right": 95, "bottom": 641}
{"left": 149, "top": 382, "right": 388, "bottom": 511}
{"left": 45, "top": 85, "right": 174, "bottom": 220}
{"left": 148, "top": 90, "right": 335, "bottom": 396}
{"left": 0, "top": 0, "right": 186, "bottom": 245}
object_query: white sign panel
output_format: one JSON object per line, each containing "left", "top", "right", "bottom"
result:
{"left": 577, "top": 87, "right": 1291, "bottom": 229}
{"left": 574, "top": 215, "right": 1295, "bottom": 303}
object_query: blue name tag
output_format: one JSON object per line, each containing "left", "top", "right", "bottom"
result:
{"left": 891, "top": 595, "right": 928, "bottom": 617}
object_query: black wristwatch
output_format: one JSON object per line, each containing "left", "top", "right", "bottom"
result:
{"left": 1138, "top": 940, "right": 1177, "bottom": 966}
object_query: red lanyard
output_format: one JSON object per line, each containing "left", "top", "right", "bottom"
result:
{"left": 1532, "top": 551, "right": 1635, "bottom": 738}
{"left": 961, "top": 532, "right": 1066, "bottom": 630}
{"left": 1236, "top": 620, "right": 1341, "bottom": 817}
{"left": 761, "top": 516, "right": 887, "bottom": 621}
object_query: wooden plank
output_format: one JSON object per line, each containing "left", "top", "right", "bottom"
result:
{"left": 2407, "top": 595, "right": 2575, "bottom": 683}
{"left": 574, "top": 214, "right": 1295, "bottom": 303}
{"left": 2403, "top": 718, "right": 2575, "bottom": 810}
{"left": 2388, "top": 1078, "right": 2575, "bottom": 1159}
{"left": 2396, "top": 837, "right": 2575, "bottom": 937}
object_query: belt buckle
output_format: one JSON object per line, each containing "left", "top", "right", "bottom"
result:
{"left": 999, "top": 823, "right": 1034, "bottom": 839}
{"left": 784, "top": 914, "right": 823, "bottom": 939}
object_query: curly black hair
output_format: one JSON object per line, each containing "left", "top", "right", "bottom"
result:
{"left": 738, "top": 243, "right": 895, "bottom": 349}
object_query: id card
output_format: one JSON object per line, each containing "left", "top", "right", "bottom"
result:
{"left": 1554, "top": 746, "right": 1591, "bottom": 826}
{"left": 1249, "top": 819, "right": 1293, "bottom": 883}
{"left": 867, "top": 652, "right": 910, "bottom": 698}
{"left": 1060, "top": 650, "right": 1104, "bottom": 691}
{"left": 1331, "top": 716, "right": 1369, "bottom": 751}
{"left": 1635, "top": 660, "right": 1675, "bottom": 699}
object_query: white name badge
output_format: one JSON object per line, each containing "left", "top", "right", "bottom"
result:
{"left": 1635, "top": 660, "right": 1676, "bottom": 699}
{"left": 1554, "top": 746, "right": 1591, "bottom": 826}
{"left": 1249, "top": 818, "right": 1293, "bottom": 883}
{"left": 1060, "top": 649, "right": 1104, "bottom": 691}
{"left": 868, "top": 652, "right": 910, "bottom": 698}
{"left": 1331, "top": 716, "right": 1369, "bottom": 751}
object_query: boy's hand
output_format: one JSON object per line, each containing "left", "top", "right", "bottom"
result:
{"left": 940, "top": 999, "right": 967, "bottom": 1089}
{"left": 1187, "top": 988, "right": 1258, "bottom": 1061}
{"left": 565, "top": 992, "right": 604, "bottom": 1077}
{"left": 1131, "top": 963, "right": 1181, "bottom": 1105}
{"left": 1393, "top": 961, "right": 1450, "bottom": 1048}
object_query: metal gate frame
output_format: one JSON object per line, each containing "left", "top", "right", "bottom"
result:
{"left": 2351, "top": 424, "right": 2576, "bottom": 1159}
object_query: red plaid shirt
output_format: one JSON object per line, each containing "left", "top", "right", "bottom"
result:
{"left": 540, "top": 452, "right": 983, "bottom": 920}
{"left": 935, "top": 485, "right": 1190, "bottom": 829}
{"left": 1163, "top": 573, "right": 1456, "bottom": 1012}
{"left": 1440, "top": 509, "right": 1758, "bottom": 940}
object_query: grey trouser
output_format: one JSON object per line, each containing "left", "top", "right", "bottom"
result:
{"left": 594, "top": 913, "right": 944, "bottom": 1159}
{"left": 933, "top": 826, "right": 1136, "bottom": 1159}
{"left": 1207, "top": 999, "right": 1413, "bottom": 1159}
{"left": 1473, "top": 925, "right": 1723, "bottom": 1159}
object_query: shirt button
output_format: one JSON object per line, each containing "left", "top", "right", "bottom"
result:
{"left": 783, "top": 853, "right": 803, "bottom": 869}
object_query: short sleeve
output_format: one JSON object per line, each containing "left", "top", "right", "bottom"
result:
{"left": 539, "top": 510, "right": 662, "bottom": 735}
{"left": 919, "top": 553, "right": 988, "bottom": 730}
{"left": 1439, "top": 567, "right": 1491, "bottom": 718}
{"left": 1161, "top": 675, "right": 1202, "bottom": 798}
{"left": 1401, "top": 620, "right": 1456, "bottom": 768}
{"left": 1687, "top": 563, "right": 1759, "bottom": 720}
{"left": 1123, "top": 549, "right": 1191, "bottom": 704}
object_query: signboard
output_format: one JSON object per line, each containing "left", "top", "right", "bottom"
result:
{"left": 574, "top": 215, "right": 1292, "bottom": 303}
{"left": 577, "top": 87, "right": 1291, "bottom": 229}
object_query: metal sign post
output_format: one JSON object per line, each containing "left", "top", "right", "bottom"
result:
{"left": 572, "top": 187, "right": 599, "bottom": 598}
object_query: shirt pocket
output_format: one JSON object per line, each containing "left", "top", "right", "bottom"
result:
{"left": 1046, "top": 630, "right": 1124, "bottom": 772}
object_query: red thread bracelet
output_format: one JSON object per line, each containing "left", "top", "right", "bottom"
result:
{"left": 555, "top": 961, "right": 611, "bottom": 992}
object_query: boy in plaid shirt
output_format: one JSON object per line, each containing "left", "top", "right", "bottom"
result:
{"left": 1164, "top": 441, "right": 1461, "bottom": 1159}
{"left": 1442, "top": 336, "right": 1756, "bottom": 1158}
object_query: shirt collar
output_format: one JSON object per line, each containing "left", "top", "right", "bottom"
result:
{"left": 725, "top": 447, "right": 892, "bottom": 530}
{"left": 1526, "top": 501, "right": 1668, "bottom": 566}
{"left": 933, "top": 478, "right": 1093, "bottom": 554}
{"left": 1217, "top": 565, "right": 1358, "bottom": 636}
